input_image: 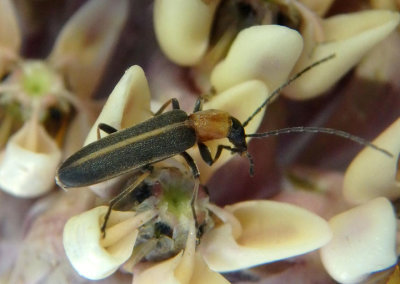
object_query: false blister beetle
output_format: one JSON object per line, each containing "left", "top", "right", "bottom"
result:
{"left": 56, "top": 54, "right": 393, "bottom": 234}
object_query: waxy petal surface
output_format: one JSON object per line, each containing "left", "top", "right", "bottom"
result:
{"left": 211, "top": 25, "right": 303, "bottom": 93}
{"left": 320, "top": 197, "right": 397, "bottom": 284}
{"left": 154, "top": 0, "right": 221, "bottom": 65}
{"left": 200, "top": 200, "right": 332, "bottom": 272}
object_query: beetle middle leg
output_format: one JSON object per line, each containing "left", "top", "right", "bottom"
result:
{"left": 101, "top": 169, "right": 151, "bottom": 237}
{"left": 179, "top": 151, "right": 201, "bottom": 230}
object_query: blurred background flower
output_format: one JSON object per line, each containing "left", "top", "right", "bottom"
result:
{"left": 0, "top": 0, "right": 128, "bottom": 197}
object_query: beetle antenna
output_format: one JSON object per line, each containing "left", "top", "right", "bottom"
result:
{"left": 244, "top": 151, "right": 255, "bottom": 176}
{"left": 246, "top": 126, "right": 393, "bottom": 157}
{"left": 242, "top": 54, "right": 335, "bottom": 128}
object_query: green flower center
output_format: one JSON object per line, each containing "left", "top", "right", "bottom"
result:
{"left": 160, "top": 181, "right": 193, "bottom": 217}
{"left": 21, "top": 62, "right": 55, "bottom": 97}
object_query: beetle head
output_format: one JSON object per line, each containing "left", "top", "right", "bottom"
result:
{"left": 227, "top": 117, "right": 247, "bottom": 152}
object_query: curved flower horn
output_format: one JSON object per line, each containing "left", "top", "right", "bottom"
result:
{"left": 63, "top": 206, "right": 156, "bottom": 280}
{"left": 343, "top": 118, "right": 400, "bottom": 204}
{"left": 84, "top": 65, "right": 152, "bottom": 146}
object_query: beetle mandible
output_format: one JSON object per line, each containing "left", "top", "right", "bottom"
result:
{"left": 56, "top": 54, "right": 392, "bottom": 190}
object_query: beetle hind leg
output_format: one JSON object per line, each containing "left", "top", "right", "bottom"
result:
{"left": 101, "top": 170, "right": 151, "bottom": 237}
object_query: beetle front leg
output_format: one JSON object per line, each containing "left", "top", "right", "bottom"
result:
{"left": 154, "top": 98, "right": 180, "bottom": 116}
{"left": 198, "top": 143, "right": 238, "bottom": 165}
{"left": 97, "top": 123, "right": 118, "bottom": 140}
{"left": 101, "top": 170, "right": 151, "bottom": 237}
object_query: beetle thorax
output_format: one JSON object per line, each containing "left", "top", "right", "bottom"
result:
{"left": 189, "top": 109, "right": 232, "bottom": 142}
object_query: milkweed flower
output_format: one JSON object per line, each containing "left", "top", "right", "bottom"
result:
{"left": 62, "top": 64, "right": 333, "bottom": 282}
{"left": 0, "top": 0, "right": 128, "bottom": 197}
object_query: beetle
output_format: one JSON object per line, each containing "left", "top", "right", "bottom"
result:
{"left": 56, "top": 55, "right": 393, "bottom": 233}
{"left": 56, "top": 54, "right": 391, "bottom": 189}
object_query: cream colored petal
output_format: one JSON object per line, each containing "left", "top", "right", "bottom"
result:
{"left": 0, "top": 0, "right": 21, "bottom": 76}
{"left": 63, "top": 206, "right": 156, "bottom": 280}
{"left": 320, "top": 197, "right": 397, "bottom": 284}
{"left": 343, "top": 118, "right": 400, "bottom": 204}
{"left": 154, "top": 0, "right": 221, "bottom": 66}
{"left": 132, "top": 219, "right": 196, "bottom": 284}
{"left": 210, "top": 25, "right": 303, "bottom": 93}
{"left": 284, "top": 10, "right": 400, "bottom": 99}
{"left": 0, "top": 121, "right": 61, "bottom": 197}
{"left": 48, "top": 0, "right": 128, "bottom": 99}
{"left": 199, "top": 200, "right": 332, "bottom": 272}
{"left": 188, "top": 80, "right": 268, "bottom": 182}
{"left": 84, "top": 65, "right": 152, "bottom": 146}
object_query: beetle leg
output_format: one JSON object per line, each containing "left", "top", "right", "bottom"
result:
{"left": 179, "top": 151, "right": 200, "bottom": 232}
{"left": 180, "top": 151, "right": 200, "bottom": 178}
{"left": 199, "top": 143, "right": 255, "bottom": 176}
{"left": 198, "top": 142, "right": 213, "bottom": 165}
{"left": 198, "top": 143, "right": 240, "bottom": 165}
{"left": 154, "top": 98, "right": 180, "bottom": 116}
{"left": 101, "top": 170, "right": 151, "bottom": 237}
{"left": 97, "top": 123, "right": 118, "bottom": 140}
